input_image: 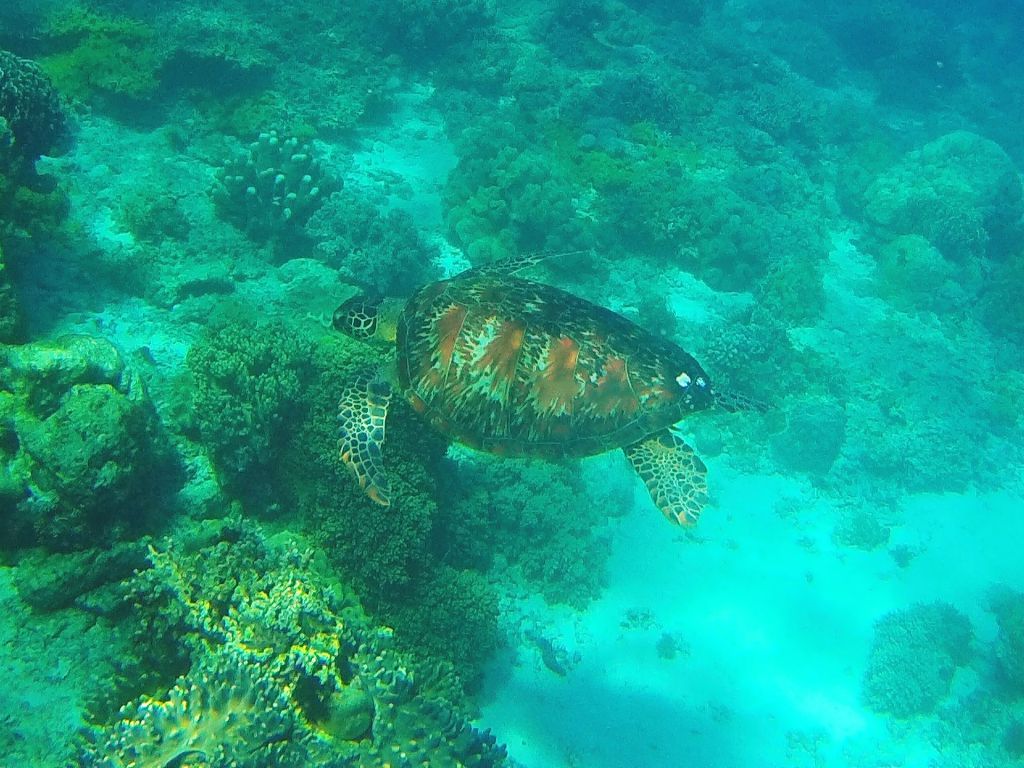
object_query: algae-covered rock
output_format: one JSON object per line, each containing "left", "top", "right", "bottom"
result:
{"left": 13, "top": 539, "right": 150, "bottom": 610}
{"left": 0, "top": 335, "right": 177, "bottom": 550}
{"left": 0, "top": 242, "right": 24, "bottom": 343}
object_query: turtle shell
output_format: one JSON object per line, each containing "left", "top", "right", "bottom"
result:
{"left": 396, "top": 274, "right": 712, "bottom": 458}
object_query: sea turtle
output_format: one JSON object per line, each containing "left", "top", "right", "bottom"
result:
{"left": 332, "top": 252, "right": 737, "bottom": 526}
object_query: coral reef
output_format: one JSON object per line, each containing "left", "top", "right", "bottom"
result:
{"left": 383, "top": 565, "right": 501, "bottom": 687}
{"left": 862, "top": 602, "right": 973, "bottom": 717}
{"left": 38, "top": 5, "right": 165, "bottom": 101}
{"left": 212, "top": 131, "right": 337, "bottom": 244}
{"left": 0, "top": 241, "right": 24, "bottom": 343}
{"left": 13, "top": 539, "right": 150, "bottom": 611}
{"left": 373, "top": 0, "right": 497, "bottom": 61}
{"left": 0, "top": 50, "right": 70, "bottom": 249}
{"left": 306, "top": 188, "right": 441, "bottom": 297}
{"left": 157, "top": 5, "right": 277, "bottom": 88}
{"left": 184, "top": 318, "right": 313, "bottom": 497}
{"left": 990, "top": 590, "right": 1024, "bottom": 695}
{"left": 0, "top": 335, "right": 177, "bottom": 550}
{"left": 278, "top": 338, "right": 503, "bottom": 685}
{"left": 831, "top": 508, "right": 890, "bottom": 551}
{"left": 80, "top": 653, "right": 298, "bottom": 767}
{"left": 770, "top": 397, "right": 846, "bottom": 477}
{"left": 80, "top": 522, "right": 506, "bottom": 767}
{"left": 816, "top": 0, "right": 963, "bottom": 104}
{"left": 440, "top": 454, "right": 625, "bottom": 608}
{"left": 0, "top": 48, "right": 68, "bottom": 173}
{"left": 873, "top": 234, "right": 968, "bottom": 315}
{"left": 442, "top": 117, "right": 595, "bottom": 261}
{"left": 863, "top": 131, "right": 1024, "bottom": 263}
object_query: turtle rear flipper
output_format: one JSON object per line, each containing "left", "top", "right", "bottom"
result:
{"left": 338, "top": 374, "right": 392, "bottom": 506}
{"left": 624, "top": 430, "right": 707, "bottom": 526}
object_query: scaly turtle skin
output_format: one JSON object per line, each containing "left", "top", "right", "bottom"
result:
{"left": 334, "top": 252, "right": 728, "bottom": 527}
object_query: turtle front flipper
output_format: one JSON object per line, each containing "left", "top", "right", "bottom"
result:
{"left": 338, "top": 374, "right": 392, "bottom": 506}
{"left": 624, "top": 430, "right": 708, "bottom": 526}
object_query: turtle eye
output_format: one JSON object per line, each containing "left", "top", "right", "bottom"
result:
{"left": 675, "top": 371, "right": 692, "bottom": 388}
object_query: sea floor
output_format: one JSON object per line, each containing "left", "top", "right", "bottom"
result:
{"left": 479, "top": 460, "right": 1024, "bottom": 768}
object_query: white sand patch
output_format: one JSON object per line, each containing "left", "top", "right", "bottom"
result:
{"left": 480, "top": 458, "right": 1024, "bottom": 767}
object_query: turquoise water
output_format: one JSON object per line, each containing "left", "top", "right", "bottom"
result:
{"left": 1, "top": 1, "right": 1023, "bottom": 766}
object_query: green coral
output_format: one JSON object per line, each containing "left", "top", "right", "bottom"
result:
{"left": 0, "top": 241, "right": 24, "bottom": 343}
{"left": 38, "top": 5, "right": 164, "bottom": 100}
{"left": 990, "top": 590, "right": 1024, "bottom": 695}
{"left": 184, "top": 318, "right": 313, "bottom": 498}
{"left": 382, "top": 565, "right": 501, "bottom": 690}
{"left": 0, "top": 335, "right": 176, "bottom": 551}
{"left": 862, "top": 602, "right": 973, "bottom": 717}
{"left": 443, "top": 117, "right": 596, "bottom": 261}
{"left": 440, "top": 455, "right": 620, "bottom": 609}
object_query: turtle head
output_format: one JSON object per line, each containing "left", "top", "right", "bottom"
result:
{"left": 671, "top": 355, "right": 714, "bottom": 411}
{"left": 333, "top": 295, "right": 403, "bottom": 343}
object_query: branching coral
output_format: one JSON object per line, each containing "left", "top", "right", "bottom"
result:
{"left": 184, "top": 318, "right": 313, "bottom": 497}
{"left": 213, "top": 131, "right": 337, "bottom": 243}
{"left": 862, "top": 602, "right": 973, "bottom": 717}
{"left": 306, "top": 188, "right": 441, "bottom": 297}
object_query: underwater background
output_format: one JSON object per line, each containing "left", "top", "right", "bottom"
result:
{"left": 1, "top": 0, "right": 1023, "bottom": 766}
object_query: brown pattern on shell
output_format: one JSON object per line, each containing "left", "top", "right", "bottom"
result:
{"left": 396, "top": 274, "right": 712, "bottom": 458}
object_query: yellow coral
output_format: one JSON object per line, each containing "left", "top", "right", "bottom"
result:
{"left": 86, "top": 654, "right": 293, "bottom": 767}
